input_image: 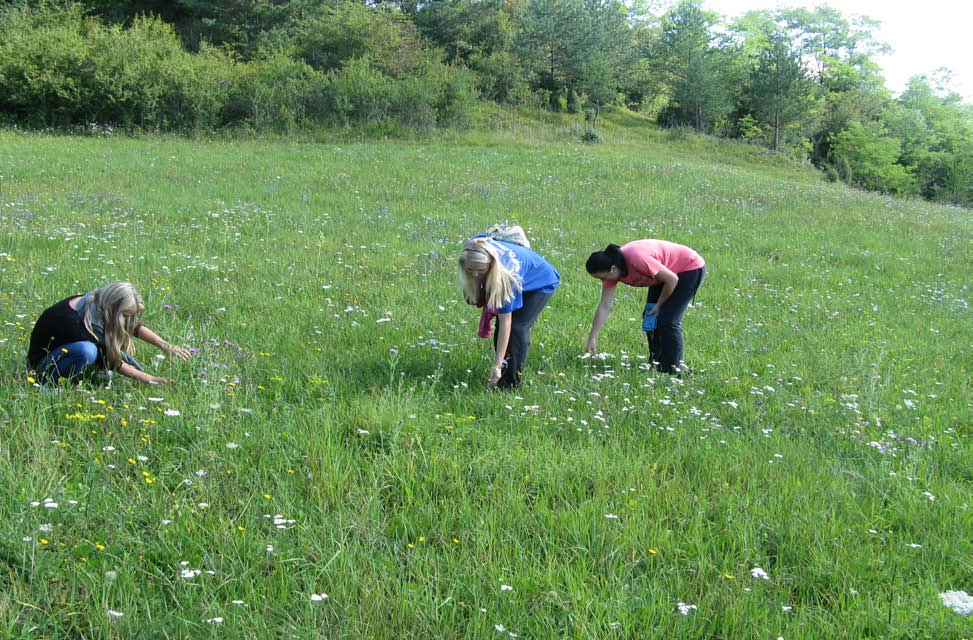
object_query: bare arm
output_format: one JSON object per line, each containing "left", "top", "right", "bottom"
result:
{"left": 489, "top": 312, "right": 512, "bottom": 387}
{"left": 647, "top": 267, "right": 679, "bottom": 315}
{"left": 118, "top": 361, "right": 170, "bottom": 385}
{"left": 586, "top": 285, "right": 617, "bottom": 353}
{"left": 136, "top": 324, "right": 191, "bottom": 362}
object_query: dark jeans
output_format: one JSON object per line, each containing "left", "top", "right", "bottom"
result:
{"left": 646, "top": 265, "right": 705, "bottom": 374}
{"left": 494, "top": 290, "right": 554, "bottom": 389}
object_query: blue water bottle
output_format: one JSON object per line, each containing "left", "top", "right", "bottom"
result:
{"left": 642, "top": 303, "right": 657, "bottom": 331}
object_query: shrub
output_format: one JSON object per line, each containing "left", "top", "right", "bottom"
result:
{"left": 0, "top": 2, "right": 91, "bottom": 126}
{"left": 225, "top": 53, "right": 327, "bottom": 133}
{"left": 830, "top": 121, "right": 917, "bottom": 195}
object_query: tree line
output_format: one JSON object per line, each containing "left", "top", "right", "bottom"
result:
{"left": 1, "top": 0, "right": 971, "bottom": 207}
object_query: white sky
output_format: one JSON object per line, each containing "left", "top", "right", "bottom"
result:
{"left": 700, "top": 0, "right": 973, "bottom": 102}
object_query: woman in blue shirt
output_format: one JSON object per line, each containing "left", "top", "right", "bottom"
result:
{"left": 458, "top": 236, "right": 559, "bottom": 389}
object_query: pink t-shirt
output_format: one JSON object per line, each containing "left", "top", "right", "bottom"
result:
{"left": 604, "top": 239, "right": 705, "bottom": 289}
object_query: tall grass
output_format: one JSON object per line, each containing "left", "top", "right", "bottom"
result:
{"left": 0, "top": 126, "right": 971, "bottom": 638}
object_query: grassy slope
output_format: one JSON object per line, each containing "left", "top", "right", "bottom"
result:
{"left": 0, "top": 116, "right": 971, "bottom": 638}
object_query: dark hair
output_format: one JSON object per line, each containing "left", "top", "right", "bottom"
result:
{"left": 585, "top": 244, "right": 626, "bottom": 275}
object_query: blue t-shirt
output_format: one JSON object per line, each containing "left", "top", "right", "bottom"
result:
{"left": 486, "top": 239, "right": 560, "bottom": 314}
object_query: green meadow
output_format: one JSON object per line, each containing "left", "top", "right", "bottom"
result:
{"left": 1, "top": 120, "right": 972, "bottom": 639}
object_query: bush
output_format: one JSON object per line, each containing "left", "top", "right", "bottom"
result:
{"left": 830, "top": 122, "right": 917, "bottom": 195}
{"left": 225, "top": 53, "right": 327, "bottom": 133}
{"left": 0, "top": 2, "right": 91, "bottom": 126}
{"left": 0, "top": 4, "right": 231, "bottom": 131}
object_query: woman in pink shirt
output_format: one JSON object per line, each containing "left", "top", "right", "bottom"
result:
{"left": 585, "top": 240, "right": 705, "bottom": 374}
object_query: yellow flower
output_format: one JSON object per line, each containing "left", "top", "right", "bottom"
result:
{"left": 40, "top": 539, "right": 49, "bottom": 545}
{"left": 96, "top": 543, "right": 106, "bottom": 551}
{"left": 263, "top": 494, "right": 272, "bottom": 500}
{"left": 237, "top": 526, "right": 246, "bottom": 532}
{"left": 648, "top": 548, "right": 658, "bottom": 556}
{"left": 418, "top": 536, "right": 426, "bottom": 543}
{"left": 407, "top": 543, "right": 414, "bottom": 549}
{"left": 27, "top": 376, "right": 36, "bottom": 384}
{"left": 723, "top": 573, "right": 734, "bottom": 580}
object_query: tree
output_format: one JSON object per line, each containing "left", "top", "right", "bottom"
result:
{"left": 745, "top": 29, "right": 814, "bottom": 150}
{"left": 514, "top": 0, "right": 632, "bottom": 111}
{"left": 651, "top": 0, "right": 733, "bottom": 132}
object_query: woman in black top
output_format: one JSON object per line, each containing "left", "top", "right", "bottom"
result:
{"left": 28, "top": 282, "right": 190, "bottom": 385}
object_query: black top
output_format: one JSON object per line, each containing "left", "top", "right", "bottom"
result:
{"left": 27, "top": 296, "right": 101, "bottom": 368}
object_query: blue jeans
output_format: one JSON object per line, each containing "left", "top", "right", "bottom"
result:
{"left": 646, "top": 266, "right": 706, "bottom": 374}
{"left": 36, "top": 341, "right": 100, "bottom": 383}
{"left": 36, "top": 342, "right": 143, "bottom": 384}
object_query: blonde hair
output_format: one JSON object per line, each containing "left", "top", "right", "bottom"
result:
{"left": 458, "top": 238, "right": 522, "bottom": 310}
{"left": 84, "top": 281, "right": 144, "bottom": 369}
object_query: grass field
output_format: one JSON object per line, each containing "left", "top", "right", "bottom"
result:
{"left": 1, "top": 120, "right": 972, "bottom": 639}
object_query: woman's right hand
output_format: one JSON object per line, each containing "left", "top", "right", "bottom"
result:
{"left": 487, "top": 364, "right": 503, "bottom": 388}
{"left": 585, "top": 338, "right": 597, "bottom": 354}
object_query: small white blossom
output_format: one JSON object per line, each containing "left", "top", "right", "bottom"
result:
{"left": 677, "top": 602, "right": 697, "bottom": 615}
{"left": 941, "top": 591, "right": 973, "bottom": 616}
{"left": 750, "top": 567, "right": 770, "bottom": 580}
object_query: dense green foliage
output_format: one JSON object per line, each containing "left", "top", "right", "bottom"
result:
{"left": 1, "top": 0, "right": 972, "bottom": 202}
{"left": 1, "top": 125, "right": 972, "bottom": 637}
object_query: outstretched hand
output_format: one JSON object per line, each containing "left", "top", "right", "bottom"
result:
{"left": 163, "top": 343, "right": 192, "bottom": 362}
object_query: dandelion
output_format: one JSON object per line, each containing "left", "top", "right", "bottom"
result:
{"left": 750, "top": 567, "right": 770, "bottom": 580}
{"left": 500, "top": 585, "right": 513, "bottom": 591}
{"left": 180, "top": 569, "right": 201, "bottom": 579}
{"left": 941, "top": 591, "right": 973, "bottom": 616}
{"left": 311, "top": 593, "right": 329, "bottom": 602}
{"left": 164, "top": 409, "right": 180, "bottom": 417}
